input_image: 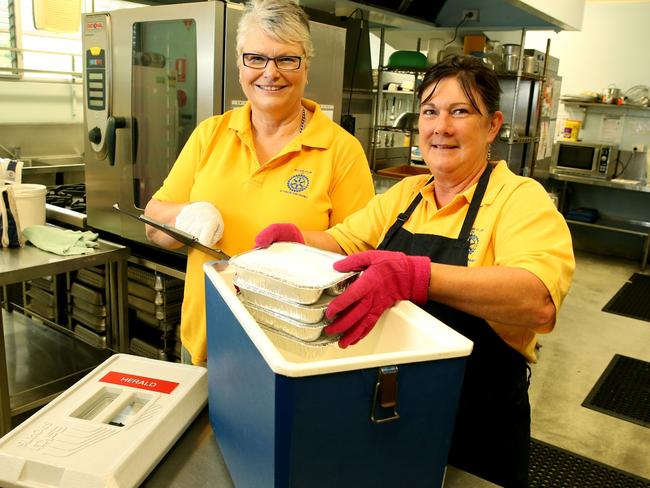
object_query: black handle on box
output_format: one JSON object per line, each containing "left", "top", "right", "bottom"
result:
{"left": 370, "top": 366, "right": 400, "bottom": 424}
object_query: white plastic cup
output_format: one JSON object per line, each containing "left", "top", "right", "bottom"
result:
{"left": 11, "top": 183, "right": 47, "bottom": 231}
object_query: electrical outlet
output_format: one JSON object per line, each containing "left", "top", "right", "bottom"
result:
{"left": 633, "top": 144, "right": 646, "bottom": 152}
{"left": 462, "top": 9, "right": 480, "bottom": 21}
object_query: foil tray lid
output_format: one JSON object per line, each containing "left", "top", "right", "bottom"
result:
{"left": 229, "top": 242, "right": 356, "bottom": 291}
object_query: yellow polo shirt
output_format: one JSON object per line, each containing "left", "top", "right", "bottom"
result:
{"left": 327, "top": 160, "right": 575, "bottom": 361}
{"left": 153, "top": 99, "right": 374, "bottom": 363}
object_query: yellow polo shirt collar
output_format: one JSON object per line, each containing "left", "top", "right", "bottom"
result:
{"left": 227, "top": 98, "right": 332, "bottom": 153}
{"left": 420, "top": 160, "right": 509, "bottom": 208}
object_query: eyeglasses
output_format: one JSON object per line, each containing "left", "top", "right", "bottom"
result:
{"left": 242, "top": 53, "right": 303, "bottom": 71}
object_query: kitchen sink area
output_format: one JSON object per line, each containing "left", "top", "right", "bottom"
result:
{"left": 21, "top": 154, "right": 84, "bottom": 168}
{"left": 20, "top": 154, "right": 84, "bottom": 186}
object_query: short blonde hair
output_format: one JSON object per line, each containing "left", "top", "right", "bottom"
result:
{"left": 236, "top": 0, "right": 314, "bottom": 64}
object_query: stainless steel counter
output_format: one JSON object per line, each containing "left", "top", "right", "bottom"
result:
{"left": 548, "top": 171, "right": 650, "bottom": 269}
{"left": 549, "top": 171, "right": 650, "bottom": 193}
{"left": 0, "top": 238, "right": 130, "bottom": 435}
{"left": 143, "top": 407, "right": 498, "bottom": 487}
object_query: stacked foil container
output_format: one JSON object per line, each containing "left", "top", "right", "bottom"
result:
{"left": 230, "top": 242, "right": 356, "bottom": 353}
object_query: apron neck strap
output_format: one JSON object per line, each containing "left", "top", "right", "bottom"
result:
{"left": 457, "top": 163, "right": 493, "bottom": 241}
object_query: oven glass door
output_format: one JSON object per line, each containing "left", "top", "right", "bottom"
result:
{"left": 132, "top": 19, "right": 198, "bottom": 208}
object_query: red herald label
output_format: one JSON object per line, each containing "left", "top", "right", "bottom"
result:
{"left": 86, "top": 21, "right": 104, "bottom": 30}
{"left": 99, "top": 371, "right": 179, "bottom": 394}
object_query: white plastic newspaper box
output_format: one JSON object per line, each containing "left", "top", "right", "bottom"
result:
{"left": 0, "top": 354, "right": 207, "bottom": 488}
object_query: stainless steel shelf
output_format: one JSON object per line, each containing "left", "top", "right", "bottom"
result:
{"left": 379, "top": 66, "right": 428, "bottom": 75}
{"left": 497, "top": 71, "right": 544, "bottom": 81}
{"left": 0, "top": 237, "right": 130, "bottom": 435}
{"left": 375, "top": 125, "right": 418, "bottom": 133}
{"left": 549, "top": 172, "right": 650, "bottom": 193}
{"left": 565, "top": 217, "right": 650, "bottom": 270}
{"left": 561, "top": 100, "right": 650, "bottom": 112}
{"left": 499, "top": 136, "right": 538, "bottom": 144}
{"left": 550, "top": 173, "right": 650, "bottom": 269}
{"left": 382, "top": 90, "right": 416, "bottom": 95}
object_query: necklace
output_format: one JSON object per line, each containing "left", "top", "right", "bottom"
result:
{"left": 299, "top": 107, "right": 306, "bottom": 133}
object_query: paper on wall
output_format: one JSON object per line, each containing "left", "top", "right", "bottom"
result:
{"left": 599, "top": 115, "right": 624, "bottom": 143}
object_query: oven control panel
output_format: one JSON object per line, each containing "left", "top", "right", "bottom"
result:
{"left": 82, "top": 14, "right": 111, "bottom": 157}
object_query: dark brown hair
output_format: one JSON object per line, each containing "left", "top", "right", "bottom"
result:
{"left": 417, "top": 55, "right": 501, "bottom": 115}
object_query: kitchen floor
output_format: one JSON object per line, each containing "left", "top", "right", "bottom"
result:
{"left": 445, "top": 250, "right": 650, "bottom": 487}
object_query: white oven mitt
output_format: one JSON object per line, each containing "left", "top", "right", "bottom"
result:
{"left": 175, "top": 202, "right": 224, "bottom": 247}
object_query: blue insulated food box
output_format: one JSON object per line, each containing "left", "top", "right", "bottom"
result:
{"left": 204, "top": 262, "right": 473, "bottom": 488}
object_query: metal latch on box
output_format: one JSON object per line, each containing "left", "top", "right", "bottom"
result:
{"left": 370, "top": 366, "right": 400, "bottom": 424}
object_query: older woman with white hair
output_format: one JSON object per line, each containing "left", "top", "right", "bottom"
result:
{"left": 144, "top": 0, "right": 374, "bottom": 365}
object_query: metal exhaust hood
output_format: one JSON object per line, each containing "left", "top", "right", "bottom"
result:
{"left": 295, "top": 0, "right": 584, "bottom": 31}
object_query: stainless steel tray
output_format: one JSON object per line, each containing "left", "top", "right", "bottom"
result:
{"left": 230, "top": 242, "right": 355, "bottom": 304}
{"left": 135, "top": 309, "right": 179, "bottom": 332}
{"left": 233, "top": 275, "right": 330, "bottom": 324}
{"left": 25, "top": 297, "right": 55, "bottom": 320}
{"left": 26, "top": 286, "right": 55, "bottom": 306}
{"left": 29, "top": 276, "right": 55, "bottom": 292}
{"left": 259, "top": 324, "right": 339, "bottom": 360}
{"left": 72, "top": 297, "right": 107, "bottom": 317}
{"left": 129, "top": 337, "right": 167, "bottom": 361}
{"left": 70, "top": 281, "right": 104, "bottom": 305}
{"left": 71, "top": 307, "right": 107, "bottom": 332}
{"left": 243, "top": 301, "right": 326, "bottom": 342}
{"left": 74, "top": 323, "right": 107, "bottom": 349}
{"left": 76, "top": 267, "right": 106, "bottom": 289}
{"left": 128, "top": 265, "right": 184, "bottom": 291}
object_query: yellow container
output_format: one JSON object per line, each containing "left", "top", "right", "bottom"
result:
{"left": 562, "top": 119, "right": 581, "bottom": 141}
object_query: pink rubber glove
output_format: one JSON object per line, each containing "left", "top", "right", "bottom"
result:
{"left": 325, "top": 250, "right": 431, "bottom": 348}
{"left": 255, "top": 223, "right": 305, "bottom": 248}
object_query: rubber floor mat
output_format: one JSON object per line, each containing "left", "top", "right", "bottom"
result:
{"left": 603, "top": 273, "right": 650, "bottom": 321}
{"left": 529, "top": 438, "right": 650, "bottom": 487}
{"left": 582, "top": 354, "right": 650, "bottom": 428}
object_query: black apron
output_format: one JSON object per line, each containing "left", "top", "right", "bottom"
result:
{"left": 378, "top": 164, "right": 530, "bottom": 488}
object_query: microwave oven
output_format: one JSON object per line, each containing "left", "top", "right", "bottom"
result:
{"left": 551, "top": 141, "right": 618, "bottom": 179}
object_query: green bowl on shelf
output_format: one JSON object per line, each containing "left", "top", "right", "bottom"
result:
{"left": 387, "top": 50, "right": 427, "bottom": 70}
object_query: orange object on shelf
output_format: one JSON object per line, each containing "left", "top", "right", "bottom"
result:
{"left": 463, "top": 34, "right": 486, "bottom": 54}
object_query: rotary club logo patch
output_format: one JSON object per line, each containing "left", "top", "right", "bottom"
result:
{"left": 468, "top": 230, "right": 479, "bottom": 255}
{"left": 287, "top": 174, "right": 310, "bottom": 193}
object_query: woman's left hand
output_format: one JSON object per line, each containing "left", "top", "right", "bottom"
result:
{"left": 255, "top": 223, "right": 304, "bottom": 248}
{"left": 325, "top": 250, "right": 431, "bottom": 348}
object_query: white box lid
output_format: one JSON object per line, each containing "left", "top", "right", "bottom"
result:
{"left": 0, "top": 354, "right": 207, "bottom": 488}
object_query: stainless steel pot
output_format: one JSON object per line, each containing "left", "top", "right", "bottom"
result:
{"left": 504, "top": 54, "right": 519, "bottom": 72}
{"left": 502, "top": 43, "right": 521, "bottom": 55}
{"left": 524, "top": 55, "right": 538, "bottom": 74}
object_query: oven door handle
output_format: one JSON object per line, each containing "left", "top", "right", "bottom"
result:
{"left": 106, "top": 115, "right": 126, "bottom": 166}
{"left": 132, "top": 116, "right": 138, "bottom": 165}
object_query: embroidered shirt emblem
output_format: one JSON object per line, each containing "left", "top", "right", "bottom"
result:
{"left": 468, "top": 229, "right": 479, "bottom": 255}
{"left": 287, "top": 174, "right": 310, "bottom": 193}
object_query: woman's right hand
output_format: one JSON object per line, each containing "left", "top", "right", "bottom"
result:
{"left": 255, "top": 223, "right": 304, "bottom": 248}
{"left": 174, "top": 202, "right": 224, "bottom": 246}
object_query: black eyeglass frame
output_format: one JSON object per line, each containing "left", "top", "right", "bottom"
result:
{"left": 241, "top": 53, "right": 304, "bottom": 71}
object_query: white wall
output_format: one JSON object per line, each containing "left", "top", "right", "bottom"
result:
{"left": 524, "top": 1, "right": 650, "bottom": 98}
{"left": 0, "top": 81, "right": 83, "bottom": 123}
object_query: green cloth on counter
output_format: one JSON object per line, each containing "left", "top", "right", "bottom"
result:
{"left": 23, "top": 225, "right": 100, "bottom": 255}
